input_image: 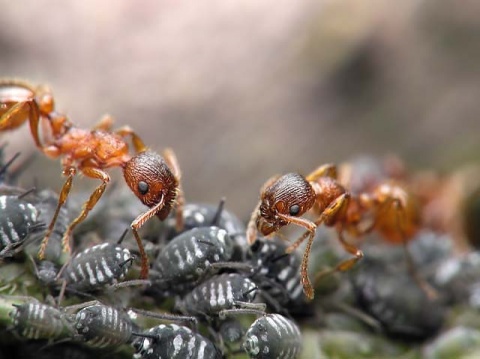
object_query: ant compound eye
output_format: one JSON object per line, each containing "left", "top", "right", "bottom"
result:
{"left": 289, "top": 204, "right": 300, "bottom": 216}
{"left": 138, "top": 181, "right": 149, "bottom": 195}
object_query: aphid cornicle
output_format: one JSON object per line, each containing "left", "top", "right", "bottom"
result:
{"left": 152, "top": 226, "right": 234, "bottom": 296}
{"left": 61, "top": 242, "right": 134, "bottom": 292}
{"left": 74, "top": 304, "right": 137, "bottom": 348}
{"left": 132, "top": 323, "right": 223, "bottom": 359}
{"left": 243, "top": 313, "right": 302, "bottom": 359}
{"left": 10, "top": 301, "right": 74, "bottom": 340}
{"left": 175, "top": 273, "right": 265, "bottom": 320}
{"left": 0, "top": 80, "right": 185, "bottom": 279}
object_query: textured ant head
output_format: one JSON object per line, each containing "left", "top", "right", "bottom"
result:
{"left": 124, "top": 151, "right": 178, "bottom": 220}
{"left": 257, "top": 173, "right": 315, "bottom": 235}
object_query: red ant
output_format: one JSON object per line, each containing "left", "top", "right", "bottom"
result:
{"left": 247, "top": 163, "right": 429, "bottom": 300}
{"left": 0, "top": 79, "right": 184, "bottom": 279}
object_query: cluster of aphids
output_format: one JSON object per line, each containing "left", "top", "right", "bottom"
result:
{"left": 1, "top": 80, "right": 480, "bottom": 358}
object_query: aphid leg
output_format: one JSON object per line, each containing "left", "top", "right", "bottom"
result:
{"left": 115, "top": 125, "right": 147, "bottom": 153}
{"left": 131, "top": 196, "right": 166, "bottom": 279}
{"left": 305, "top": 163, "right": 338, "bottom": 181}
{"left": 38, "top": 166, "right": 76, "bottom": 260}
{"left": 61, "top": 167, "right": 111, "bottom": 254}
{"left": 163, "top": 148, "right": 184, "bottom": 232}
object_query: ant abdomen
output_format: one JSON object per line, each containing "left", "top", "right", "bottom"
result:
{"left": 123, "top": 151, "right": 178, "bottom": 220}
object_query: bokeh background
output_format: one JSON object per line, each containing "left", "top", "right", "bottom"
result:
{"left": 1, "top": 0, "right": 480, "bottom": 222}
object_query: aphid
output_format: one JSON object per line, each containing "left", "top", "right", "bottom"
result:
{"left": 9, "top": 300, "right": 74, "bottom": 340}
{"left": 247, "top": 163, "right": 423, "bottom": 299}
{"left": 0, "top": 80, "right": 185, "bottom": 279}
{"left": 217, "top": 317, "right": 246, "bottom": 349}
{"left": 243, "top": 313, "right": 302, "bottom": 359}
{"left": 0, "top": 194, "right": 45, "bottom": 258}
{"left": 60, "top": 242, "right": 134, "bottom": 292}
{"left": 74, "top": 304, "right": 138, "bottom": 348}
{"left": 247, "top": 238, "right": 307, "bottom": 314}
{"left": 351, "top": 256, "right": 445, "bottom": 340}
{"left": 163, "top": 199, "right": 248, "bottom": 260}
{"left": 132, "top": 323, "right": 223, "bottom": 359}
{"left": 175, "top": 273, "right": 265, "bottom": 320}
{"left": 152, "top": 226, "right": 234, "bottom": 296}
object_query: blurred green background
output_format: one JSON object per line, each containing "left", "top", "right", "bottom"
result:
{"left": 1, "top": 0, "right": 479, "bottom": 221}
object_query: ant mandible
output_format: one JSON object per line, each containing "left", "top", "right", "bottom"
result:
{"left": 247, "top": 163, "right": 424, "bottom": 300}
{"left": 0, "top": 79, "right": 184, "bottom": 279}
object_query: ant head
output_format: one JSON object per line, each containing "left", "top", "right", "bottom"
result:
{"left": 124, "top": 151, "right": 178, "bottom": 220}
{"left": 258, "top": 173, "right": 315, "bottom": 235}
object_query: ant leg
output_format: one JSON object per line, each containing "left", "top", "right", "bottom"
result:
{"left": 163, "top": 148, "right": 184, "bottom": 232}
{"left": 92, "top": 114, "right": 114, "bottom": 131}
{"left": 299, "top": 230, "right": 317, "bottom": 300}
{"left": 306, "top": 163, "right": 338, "bottom": 181}
{"left": 115, "top": 125, "right": 147, "bottom": 153}
{"left": 313, "top": 230, "right": 364, "bottom": 284}
{"left": 38, "top": 166, "right": 76, "bottom": 259}
{"left": 0, "top": 101, "right": 32, "bottom": 131}
{"left": 392, "top": 199, "right": 438, "bottom": 300}
{"left": 246, "top": 200, "right": 261, "bottom": 245}
{"left": 131, "top": 195, "right": 167, "bottom": 279}
{"left": 61, "top": 167, "right": 111, "bottom": 253}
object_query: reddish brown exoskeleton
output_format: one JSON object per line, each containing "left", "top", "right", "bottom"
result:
{"left": 247, "top": 163, "right": 425, "bottom": 300}
{"left": 0, "top": 79, "right": 184, "bottom": 278}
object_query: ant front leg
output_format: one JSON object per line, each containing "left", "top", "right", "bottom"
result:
{"left": 61, "top": 167, "right": 111, "bottom": 253}
{"left": 131, "top": 195, "right": 167, "bottom": 279}
{"left": 163, "top": 148, "right": 184, "bottom": 232}
{"left": 246, "top": 175, "right": 281, "bottom": 244}
{"left": 38, "top": 166, "right": 76, "bottom": 260}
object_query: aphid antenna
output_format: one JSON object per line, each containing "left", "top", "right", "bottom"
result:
{"left": 117, "top": 227, "right": 129, "bottom": 245}
{"left": 218, "top": 306, "right": 266, "bottom": 320}
{"left": 210, "top": 196, "right": 226, "bottom": 226}
{"left": 130, "top": 307, "right": 198, "bottom": 329}
{"left": 109, "top": 279, "right": 151, "bottom": 290}
{"left": 16, "top": 186, "right": 36, "bottom": 200}
{"left": 0, "top": 152, "right": 21, "bottom": 178}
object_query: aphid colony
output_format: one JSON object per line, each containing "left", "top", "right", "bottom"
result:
{"left": 2, "top": 80, "right": 480, "bottom": 358}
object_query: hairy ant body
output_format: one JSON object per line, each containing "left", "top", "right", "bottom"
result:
{"left": 247, "top": 164, "right": 423, "bottom": 300}
{"left": 0, "top": 80, "right": 184, "bottom": 278}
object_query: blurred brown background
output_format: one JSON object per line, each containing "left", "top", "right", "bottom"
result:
{"left": 1, "top": 0, "right": 480, "bottom": 222}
